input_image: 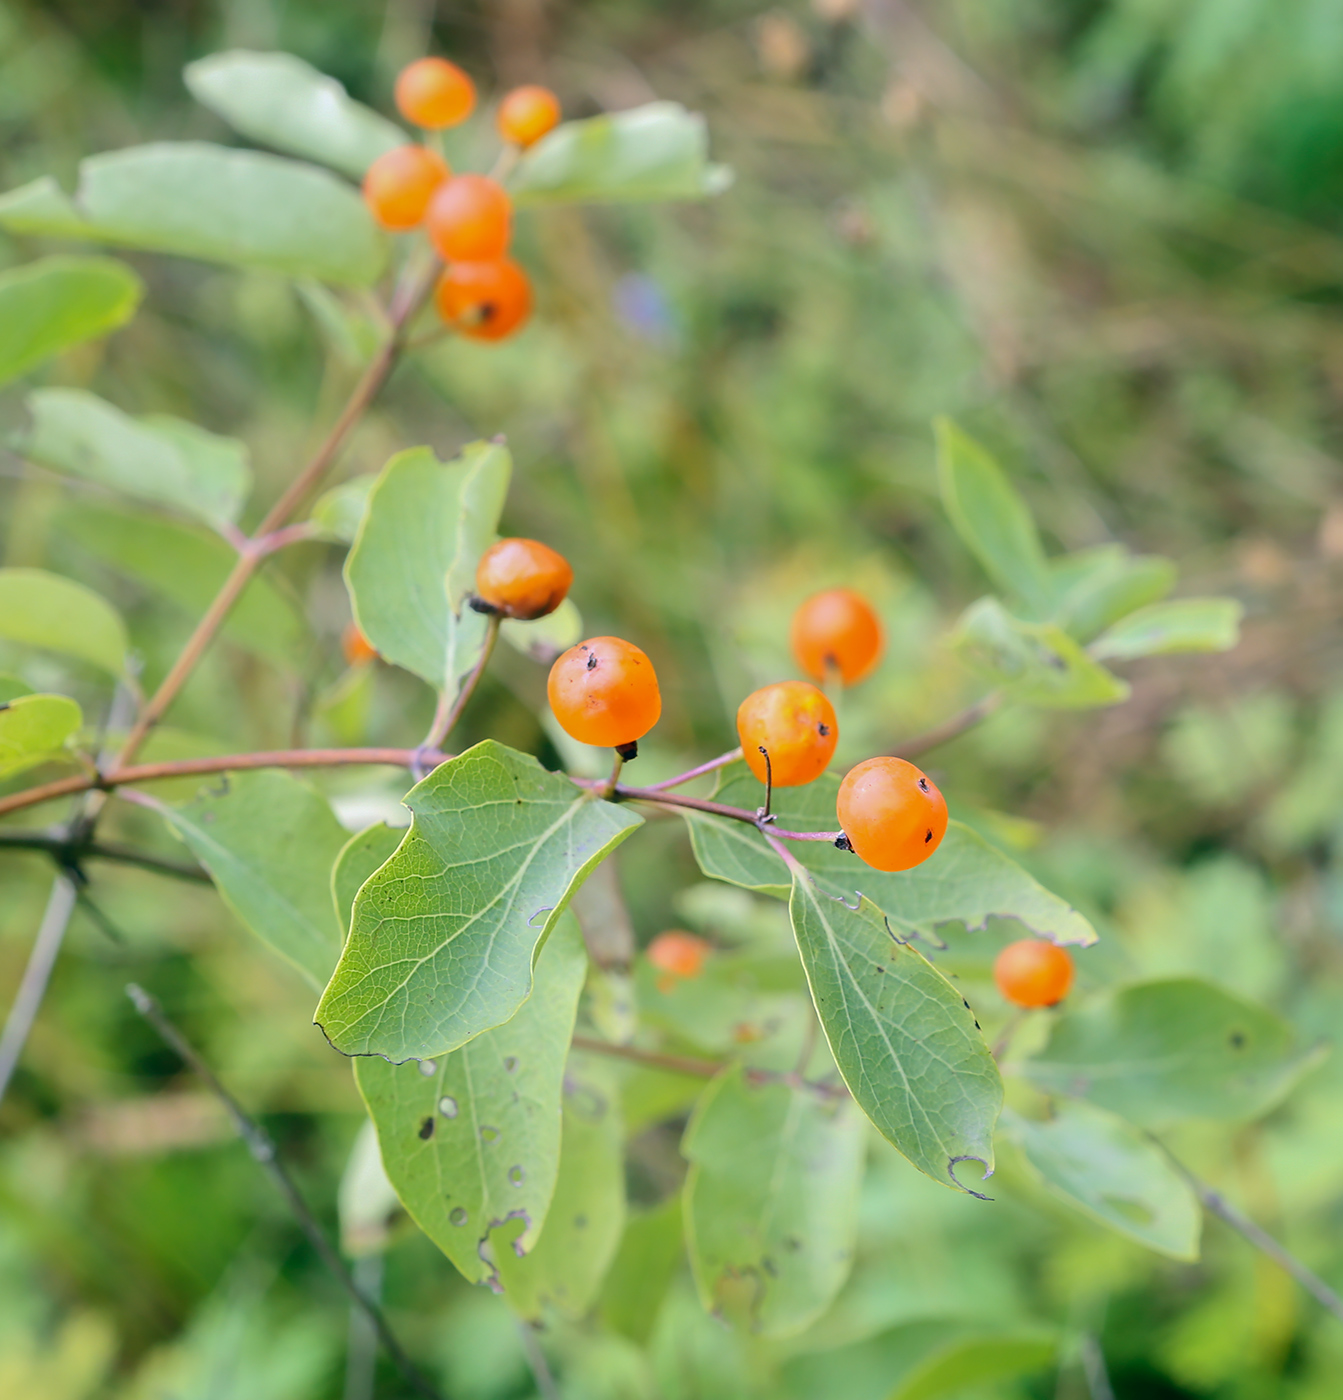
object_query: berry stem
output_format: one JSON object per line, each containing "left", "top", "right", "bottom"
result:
{"left": 642, "top": 747, "right": 743, "bottom": 792}
{"left": 757, "top": 746, "right": 774, "bottom": 820}
{"left": 603, "top": 750, "right": 626, "bottom": 800}
{"left": 422, "top": 614, "right": 501, "bottom": 753}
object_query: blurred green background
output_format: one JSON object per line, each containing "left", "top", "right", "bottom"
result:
{"left": 2, "top": 0, "right": 1343, "bottom": 1396}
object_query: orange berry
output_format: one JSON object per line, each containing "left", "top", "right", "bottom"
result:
{"left": 994, "top": 939, "right": 1075, "bottom": 1009}
{"left": 736, "top": 681, "right": 837, "bottom": 788}
{"left": 342, "top": 622, "right": 378, "bottom": 666}
{"left": 547, "top": 636, "right": 661, "bottom": 751}
{"left": 425, "top": 174, "right": 512, "bottom": 262}
{"left": 395, "top": 57, "right": 475, "bottom": 129}
{"left": 434, "top": 259, "right": 532, "bottom": 341}
{"left": 497, "top": 85, "right": 562, "bottom": 148}
{"left": 361, "top": 144, "right": 450, "bottom": 230}
{"left": 474, "top": 538, "right": 573, "bottom": 620}
{"left": 647, "top": 930, "right": 710, "bottom": 980}
{"left": 836, "top": 756, "right": 947, "bottom": 872}
{"left": 791, "top": 589, "right": 884, "bottom": 686}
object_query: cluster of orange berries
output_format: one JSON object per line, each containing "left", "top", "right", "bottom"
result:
{"left": 362, "top": 57, "right": 564, "bottom": 341}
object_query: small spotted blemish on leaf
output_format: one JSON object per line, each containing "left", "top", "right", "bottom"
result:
{"left": 1230, "top": 1030, "right": 1246, "bottom": 1049}
{"left": 418, "top": 1116, "right": 435, "bottom": 1140}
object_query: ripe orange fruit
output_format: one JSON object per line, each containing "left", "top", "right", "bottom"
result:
{"left": 497, "top": 85, "right": 562, "bottom": 148}
{"left": 425, "top": 174, "right": 512, "bottom": 262}
{"left": 361, "top": 144, "right": 450, "bottom": 230}
{"left": 791, "top": 589, "right": 884, "bottom": 686}
{"left": 342, "top": 622, "right": 378, "bottom": 666}
{"left": 548, "top": 636, "right": 662, "bottom": 751}
{"left": 836, "top": 756, "right": 947, "bottom": 872}
{"left": 736, "top": 681, "right": 837, "bottom": 788}
{"left": 647, "top": 930, "right": 710, "bottom": 980}
{"left": 994, "top": 939, "right": 1074, "bottom": 1008}
{"left": 395, "top": 57, "right": 475, "bottom": 129}
{"left": 434, "top": 259, "right": 532, "bottom": 341}
{"left": 474, "top": 538, "right": 573, "bottom": 620}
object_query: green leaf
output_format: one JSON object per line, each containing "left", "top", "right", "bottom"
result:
{"left": 500, "top": 596, "right": 583, "bottom": 664}
{"left": 0, "top": 677, "right": 34, "bottom": 703}
{"left": 62, "top": 503, "right": 304, "bottom": 667}
{"left": 159, "top": 770, "right": 350, "bottom": 988}
{"left": 1024, "top": 978, "right": 1323, "bottom": 1126}
{"left": 510, "top": 102, "right": 731, "bottom": 206}
{"left": 309, "top": 474, "right": 377, "bottom": 544}
{"left": 1050, "top": 544, "right": 1176, "bottom": 643}
{"left": 316, "top": 741, "right": 642, "bottom": 1061}
{"left": 0, "top": 694, "right": 82, "bottom": 777}
{"left": 935, "top": 419, "right": 1053, "bottom": 615}
{"left": 682, "top": 1067, "right": 866, "bottom": 1336}
{"left": 789, "top": 874, "right": 1003, "bottom": 1192}
{"left": 184, "top": 50, "right": 404, "bottom": 180}
{"left": 331, "top": 822, "right": 406, "bottom": 938}
{"left": 496, "top": 1058, "right": 626, "bottom": 1319}
{"left": 0, "top": 567, "right": 127, "bottom": 675}
{"left": 685, "top": 766, "right": 1096, "bottom": 947}
{"left": 0, "top": 143, "right": 387, "bottom": 285}
{"left": 353, "top": 915, "right": 586, "bottom": 1286}
{"left": 1090, "top": 598, "right": 1243, "bottom": 661}
{"left": 0, "top": 255, "right": 142, "bottom": 387}
{"left": 951, "top": 596, "right": 1130, "bottom": 708}
{"left": 888, "top": 1330, "right": 1058, "bottom": 1400}
{"left": 600, "top": 1197, "right": 684, "bottom": 1345}
{"left": 1002, "top": 1101, "right": 1200, "bottom": 1259}
{"left": 19, "top": 387, "right": 251, "bottom": 528}
{"left": 345, "top": 441, "right": 511, "bottom": 699}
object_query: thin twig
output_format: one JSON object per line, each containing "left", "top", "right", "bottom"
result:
{"left": 1150, "top": 1134, "right": 1343, "bottom": 1324}
{"left": 643, "top": 747, "right": 744, "bottom": 792}
{"left": 0, "top": 831, "right": 209, "bottom": 882}
{"left": 516, "top": 1321, "right": 560, "bottom": 1400}
{"left": 891, "top": 691, "right": 1003, "bottom": 760}
{"left": 1079, "top": 1334, "right": 1116, "bottom": 1400}
{"left": 125, "top": 984, "right": 447, "bottom": 1400}
{"left": 422, "top": 614, "right": 501, "bottom": 753}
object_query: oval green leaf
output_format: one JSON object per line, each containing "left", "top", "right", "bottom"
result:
{"left": 1090, "top": 597, "right": 1243, "bottom": 661}
{"left": 0, "top": 567, "right": 127, "bottom": 676}
{"left": 0, "top": 694, "right": 82, "bottom": 777}
{"left": 1050, "top": 544, "right": 1176, "bottom": 643}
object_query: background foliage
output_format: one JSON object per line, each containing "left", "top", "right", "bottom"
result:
{"left": 2, "top": 1, "right": 1342, "bottom": 1397}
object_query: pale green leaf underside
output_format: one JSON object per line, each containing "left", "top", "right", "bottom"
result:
{"left": 682, "top": 1067, "right": 866, "bottom": 1337}
{"left": 337, "top": 1119, "right": 402, "bottom": 1258}
{"left": 685, "top": 766, "right": 1096, "bottom": 947}
{"left": 316, "top": 741, "right": 643, "bottom": 1061}
{"left": 185, "top": 50, "right": 405, "bottom": 180}
{"left": 500, "top": 596, "right": 583, "bottom": 664}
{"left": 496, "top": 1056, "right": 625, "bottom": 1320}
{"left": 510, "top": 102, "right": 731, "bottom": 206}
{"left": 0, "top": 567, "right": 127, "bottom": 676}
{"left": 0, "top": 255, "right": 142, "bottom": 388}
{"left": 789, "top": 879, "right": 1003, "bottom": 1191}
{"left": 1090, "top": 597, "right": 1243, "bottom": 661}
{"left": 0, "top": 694, "right": 82, "bottom": 777}
{"left": 354, "top": 915, "right": 586, "bottom": 1286}
{"left": 20, "top": 387, "right": 251, "bottom": 528}
{"left": 345, "top": 440, "right": 511, "bottom": 696}
{"left": 1003, "top": 1101, "right": 1200, "bottom": 1259}
{"left": 1024, "top": 977, "right": 1322, "bottom": 1126}
{"left": 0, "top": 143, "right": 386, "bottom": 285}
{"left": 309, "top": 473, "right": 377, "bottom": 544}
{"left": 161, "top": 769, "right": 350, "bottom": 988}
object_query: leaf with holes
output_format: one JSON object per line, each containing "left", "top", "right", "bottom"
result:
{"left": 1024, "top": 978, "right": 1323, "bottom": 1126}
{"left": 315, "top": 741, "right": 642, "bottom": 1061}
{"left": 353, "top": 914, "right": 586, "bottom": 1286}
{"left": 682, "top": 1066, "right": 866, "bottom": 1337}
{"left": 160, "top": 770, "right": 350, "bottom": 988}
{"left": 185, "top": 50, "right": 404, "bottom": 180}
{"left": 0, "top": 568, "right": 127, "bottom": 676}
{"left": 685, "top": 766, "right": 1095, "bottom": 946}
{"left": 789, "top": 875, "right": 1002, "bottom": 1192}
{"left": 1002, "top": 1102, "right": 1200, "bottom": 1259}
{"left": 0, "top": 255, "right": 141, "bottom": 387}
{"left": 496, "top": 1057, "right": 625, "bottom": 1319}
{"left": 0, "top": 694, "right": 82, "bottom": 778}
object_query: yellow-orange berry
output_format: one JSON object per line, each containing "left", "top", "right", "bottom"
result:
{"left": 497, "top": 85, "right": 561, "bottom": 148}
{"left": 474, "top": 538, "right": 573, "bottom": 620}
{"left": 342, "top": 622, "right": 378, "bottom": 666}
{"left": 647, "top": 930, "right": 710, "bottom": 980}
{"left": 736, "top": 681, "right": 837, "bottom": 788}
{"left": 994, "top": 939, "right": 1074, "bottom": 1008}
{"left": 361, "top": 145, "right": 449, "bottom": 230}
{"left": 395, "top": 57, "right": 475, "bottom": 129}
{"left": 547, "top": 636, "right": 661, "bottom": 751}
{"left": 425, "top": 174, "right": 512, "bottom": 262}
{"left": 434, "top": 259, "right": 532, "bottom": 341}
{"left": 791, "top": 589, "right": 884, "bottom": 686}
{"left": 836, "top": 756, "right": 947, "bottom": 872}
